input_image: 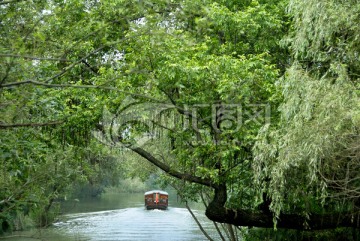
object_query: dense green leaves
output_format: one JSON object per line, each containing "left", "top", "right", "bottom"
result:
{"left": 0, "top": 0, "right": 284, "bottom": 233}
{"left": 1, "top": 0, "right": 359, "bottom": 237}
{"left": 254, "top": 0, "right": 360, "bottom": 225}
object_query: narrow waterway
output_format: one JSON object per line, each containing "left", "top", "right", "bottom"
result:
{"left": 3, "top": 192, "right": 220, "bottom": 241}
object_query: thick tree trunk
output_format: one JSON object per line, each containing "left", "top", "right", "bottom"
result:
{"left": 205, "top": 184, "right": 360, "bottom": 230}
{"left": 130, "top": 146, "right": 360, "bottom": 230}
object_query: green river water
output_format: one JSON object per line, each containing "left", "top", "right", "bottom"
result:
{"left": 2, "top": 192, "right": 221, "bottom": 241}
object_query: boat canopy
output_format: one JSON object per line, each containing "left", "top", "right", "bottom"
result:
{"left": 144, "top": 190, "right": 168, "bottom": 196}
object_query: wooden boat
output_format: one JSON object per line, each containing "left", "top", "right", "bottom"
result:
{"left": 144, "top": 190, "right": 168, "bottom": 210}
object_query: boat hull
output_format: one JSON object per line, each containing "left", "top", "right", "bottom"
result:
{"left": 146, "top": 204, "right": 168, "bottom": 210}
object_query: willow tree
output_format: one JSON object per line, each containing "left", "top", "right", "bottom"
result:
{"left": 254, "top": 0, "right": 360, "bottom": 229}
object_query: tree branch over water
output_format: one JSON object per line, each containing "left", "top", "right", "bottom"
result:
{"left": 0, "top": 120, "right": 64, "bottom": 129}
{"left": 129, "top": 146, "right": 214, "bottom": 188}
{"left": 130, "top": 146, "right": 360, "bottom": 230}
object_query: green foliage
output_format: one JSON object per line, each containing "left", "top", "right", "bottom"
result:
{"left": 254, "top": 0, "right": 360, "bottom": 224}
{"left": 286, "top": 0, "right": 360, "bottom": 67}
{"left": 1, "top": 0, "right": 286, "bottom": 233}
{"left": 1, "top": 0, "right": 358, "bottom": 238}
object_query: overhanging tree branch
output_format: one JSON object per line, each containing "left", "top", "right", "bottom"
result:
{"left": 129, "top": 146, "right": 214, "bottom": 188}
{"left": 0, "top": 53, "right": 73, "bottom": 62}
{"left": 126, "top": 142, "right": 360, "bottom": 230}
{"left": 205, "top": 183, "right": 360, "bottom": 230}
{"left": 0, "top": 80, "right": 164, "bottom": 103}
{"left": 0, "top": 120, "right": 64, "bottom": 129}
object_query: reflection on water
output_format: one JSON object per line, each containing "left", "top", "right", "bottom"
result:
{"left": 60, "top": 192, "right": 146, "bottom": 214}
{"left": 3, "top": 192, "right": 219, "bottom": 241}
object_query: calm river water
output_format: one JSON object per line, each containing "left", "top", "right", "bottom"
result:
{"left": 3, "top": 192, "right": 220, "bottom": 241}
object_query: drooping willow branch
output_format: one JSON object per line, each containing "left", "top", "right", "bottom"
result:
{"left": 128, "top": 144, "right": 360, "bottom": 229}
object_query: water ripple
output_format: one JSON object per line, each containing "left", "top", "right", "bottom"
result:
{"left": 53, "top": 207, "right": 218, "bottom": 241}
